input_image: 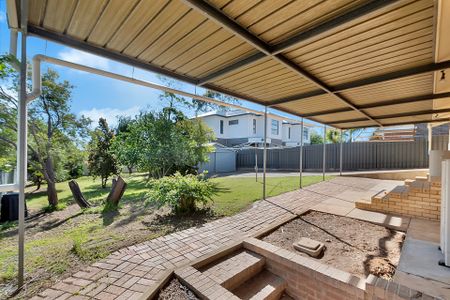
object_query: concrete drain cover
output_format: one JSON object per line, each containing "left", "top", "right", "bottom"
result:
{"left": 293, "top": 237, "right": 325, "bottom": 258}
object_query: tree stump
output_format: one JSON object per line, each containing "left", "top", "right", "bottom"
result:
{"left": 68, "top": 180, "right": 91, "bottom": 208}
{"left": 105, "top": 176, "right": 127, "bottom": 208}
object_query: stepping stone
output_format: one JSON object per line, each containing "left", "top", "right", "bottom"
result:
{"left": 293, "top": 237, "right": 325, "bottom": 258}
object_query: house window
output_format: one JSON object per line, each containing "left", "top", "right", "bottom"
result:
{"left": 253, "top": 119, "right": 256, "bottom": 134}
{"left": 303, "top": 128, "right": 309, "bottom": 140}
{"left": 220, "top": 120, "right": 224, "bottom": 134}
{"left": 271, "top": 120, "right": 279, "bottom": 135}
{"left": 229, "top": 119, "right": 238, "bottom": 125}
{"left": 288, "top": 127, "right": 291, "bottom": 139}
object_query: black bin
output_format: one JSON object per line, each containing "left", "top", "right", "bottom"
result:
{"left": 0, "top": 193, "right": 28, "bottom": 222}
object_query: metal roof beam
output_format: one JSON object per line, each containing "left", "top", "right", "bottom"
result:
{"left": 345, "top": 118, "right": 450, "bottom": 130}
{"left": 330, "top": 107, "right": 450, "bottom": 125}
{"left": 270, "top": 61, "right": 450, "bottom": 105}
{"left": 301, "top": 92, "right": 450, "bottom": 117}
{"left": 28, "top": 25, "right": 200, "bottom": 85}
{"left": 184, "top": 0, "right": 382, "bottom": 126}
{"left": 197, "top": 52, "right": 266, "bottom": 85}
{"left": 196, "top": 0, "right": 397, "bottom": 85}
{"left": 271, "top": 0, "right": 398, "bottom": 54}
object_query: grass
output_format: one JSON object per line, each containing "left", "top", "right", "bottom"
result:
{"left": 210, "top": 175, "right": 333, "bottom": 216}
{"left": 1, "top": 173, "right": 330, "bottom": 298}
{"left": 25, "top": 173, "right": 330, "bottom": 214}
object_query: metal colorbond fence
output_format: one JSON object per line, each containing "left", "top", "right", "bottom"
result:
{"left": 236, "top": 136, "right": 449, "bottom": 171}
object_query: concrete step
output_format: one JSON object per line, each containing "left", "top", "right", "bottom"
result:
{"left": 415, "top": 175, "right": 428, "bottom": 182}
{"left": 201, "top": 250, "right": 265, "bottom": 290}
{"left": 232, "top": 270, "right": 286, "bottom": 300}
{"left": 387, "top": 185, "right": 409, "bottom": 199}
{"left": 371, "top": 189, "right": 388, "bottom": 203}
{"left": 404, "top": 179, "right": 415, "bottom": 186}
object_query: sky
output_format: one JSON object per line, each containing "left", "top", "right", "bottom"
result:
{"left": 0, "top": 1, "right": 375, "bottom": 138}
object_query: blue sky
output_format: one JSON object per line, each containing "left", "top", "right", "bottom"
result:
{"left": 0, "top": 1, "right": 348, "bottom": 135}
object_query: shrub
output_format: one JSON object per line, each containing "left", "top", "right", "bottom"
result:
{"left": 146, "top": 173, "right": 217, "bottom": 213}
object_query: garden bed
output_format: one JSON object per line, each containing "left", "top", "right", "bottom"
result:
{"left": 157, "top": 278, "right": 199, "bottom": 300}
{"left": 262, "top": 211, "right": 405, "bottom": 279}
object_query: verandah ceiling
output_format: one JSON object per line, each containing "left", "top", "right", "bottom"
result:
{"left": 8, "top": 0, "right": 450, "bottom": 129}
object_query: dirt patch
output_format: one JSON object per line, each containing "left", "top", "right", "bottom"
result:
{"left": 0, "top": 203, "right": 217, "bottom": 299}
{"left": 157, "top": 278, "right": 199, "bottom": 300}
{"left": 262, "top": 211, "right": 404, "bottom": 279}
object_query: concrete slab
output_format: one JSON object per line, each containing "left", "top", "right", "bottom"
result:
{"left": 394, "top": 238, "right": 450, "bottom": 299}
{"left": 311, "top": 197, "right": 354, "bottom": 216}
{"left": 346, "top": 208, "right": 410, "bottom": 231}
{"left": 334, "top": 190, "right": 375, "bottom": 203}
{"left": 407, "top": 218, "right": 440, "bottom": 244}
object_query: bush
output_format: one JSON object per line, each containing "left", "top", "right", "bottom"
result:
{"left": 146, "top": 173, "right": 217, "bottom": 213}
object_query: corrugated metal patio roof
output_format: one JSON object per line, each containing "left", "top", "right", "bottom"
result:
{"left": 7, "top": 0, "right": 450, "bottom": 129}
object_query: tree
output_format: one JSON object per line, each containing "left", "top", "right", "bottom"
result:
{"left": 310, "top": 131, "right": 324, "bottom": 144}
{"left": 123, "top": 108, "right": 213, "bottom": 178}
{"left": 347, "top": 128, "right": 365, "bottom": 142}
{"left": 193, "top": 90, "right": 241, "bottom": 114}
{"left": 157, "top": 75, "right": 191, "bottom": 116}
{"left": 111, "top": 116, "right": 139, "bottom": 174}
{"left": 157, "top": 75, "right": 241, "bottom": 115}
{"left": 326, "top": 128, "right": 342, "bottom": 144}
{"left": 87, "top": 118, "right": 119, "bottom": 188}
{"left": 0, "top": 57, "right": 91, "bottom": 208}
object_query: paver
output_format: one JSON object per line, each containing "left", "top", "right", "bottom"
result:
{"left": 36, "top": 177, "right": 400, "bottom": 299}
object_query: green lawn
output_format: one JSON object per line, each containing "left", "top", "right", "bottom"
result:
{"left": 211, "top": 175, "right": 332, "bottom": 216}
{"left": 26, "top": 174, "right": 330, "bottom": 215}
{"left": 1, "top": 173, "right": 330, "bottom": 298}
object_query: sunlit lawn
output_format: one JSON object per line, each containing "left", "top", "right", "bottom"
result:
{"left": 25, "top": 173, "right": 331, "bottom": 215}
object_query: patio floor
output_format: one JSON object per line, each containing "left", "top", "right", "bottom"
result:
{"left": 31, "top": 177, "right": 409, "bottom": 300}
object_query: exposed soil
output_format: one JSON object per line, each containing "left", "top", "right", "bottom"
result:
{"left": 262, "top": 211, "right": 405, "bottom": 279}
{"left": 0, "top": 202, "right": 216, "bottom": 299}
{"left": 158, "top": 279, "right": 199, "bottom": 300}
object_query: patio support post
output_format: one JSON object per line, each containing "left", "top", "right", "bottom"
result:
{"left": 323, "top": 125, "right": 326, "bottom": 181}
{"left": 299, "top": 117, "right": 304, "bottom": 188}
{"left": 428, "top": 123, "right": 432, "bottom": 153}
{"left": 17, "top": 0, "right": 29, "bottom": 288}
{"left": 263, "top": 106, "right": 267, "bottom": 200}
{"left": 255, "top": 147, "right": 258, "bottom": 182}
{"left": 340, "top": 129, "right": 343, "bottom": 176}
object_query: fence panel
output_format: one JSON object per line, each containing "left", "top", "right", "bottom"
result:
{"left": 236, "top": 135, "right": 449, "bottom": 171}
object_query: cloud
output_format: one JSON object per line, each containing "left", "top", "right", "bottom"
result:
{"left": 0, "top": 10, "right": 5, "bottom": 23}
{"left": 79, "top": 106, "right": 142, "bottom": 128}
{"left": 58, "top": 48, "right": 111, "bottom": 70}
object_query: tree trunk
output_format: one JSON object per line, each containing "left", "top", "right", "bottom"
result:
{"left": 45, "top": 158, "right": 59, "bottom": 207}
{"left": 68, "top": 180, "right": 91, "bottom": 208}
{"left": 47, "top": 179, "right": 58, "bottom": 207}
{"left": 127, "top": 166, "right": 133, "bottom": 174}
{"left": 101, "top": 176, "right": 107, "bottom": 188}
{"left": 105, "top": 177, "right": 127, "bottom": 209}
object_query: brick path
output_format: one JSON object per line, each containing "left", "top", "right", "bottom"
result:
{"left": 31, "top": 177, "right": 396, "bottom": 300}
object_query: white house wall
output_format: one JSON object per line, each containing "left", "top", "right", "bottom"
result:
{"left": 199, "top": 113, "right": 309, "bottom": 146}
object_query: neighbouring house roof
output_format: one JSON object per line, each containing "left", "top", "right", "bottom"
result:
{"left": 10, "top": 0, "right": 450, "bottom": 129}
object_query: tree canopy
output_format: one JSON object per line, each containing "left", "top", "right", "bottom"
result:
{"left": 0, "top": 56, "right": 91, "bottom": 207}
{"left": 115, "top": 108, "right": 214, "bottom": 178}
{"left": 87, "top": 118, "right": 119, "bottom": 188}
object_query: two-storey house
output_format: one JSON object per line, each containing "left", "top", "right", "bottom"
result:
{"left": 197, "top": 110, "right": 311, "bottom": 147}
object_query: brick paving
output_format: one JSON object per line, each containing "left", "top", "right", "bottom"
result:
{"left": 31, "top": 177, "right": 394, "bottom": 300}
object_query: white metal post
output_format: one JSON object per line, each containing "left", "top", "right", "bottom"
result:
{"left": 299, "top": 118, "right": 304, "bottom": 188}
{"left": 17, "top": 0, "right": 28, "bottom": 288}
{"left": 339, "top": 129, "right": 343, "bottom": 176}
{"left": 255, "top": 147, "right": 258, "bottom": 182}
{"left": 428, "top": 123, "right": 433, "bottom": 154}
{"left": 263, "top": 107, "right": 267, "bottom": 200}
{"left": 323, "top": 125, "right": 326, "bottom": 181}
